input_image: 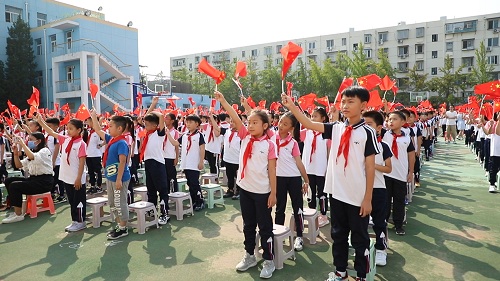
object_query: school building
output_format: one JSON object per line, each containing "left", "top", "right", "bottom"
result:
{"left": 171, "top": 12, "right": 500, "bottom": 100}
{"left": 0, "top": 0, "right": 140, "bottom": 113}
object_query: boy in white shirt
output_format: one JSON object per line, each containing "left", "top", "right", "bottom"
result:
{"left": 85, "top": 117, "right": 104, "bottom": 194}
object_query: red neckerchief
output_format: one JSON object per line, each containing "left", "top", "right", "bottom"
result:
{"left": 402, "top": 123, "right": 409, "bottom": 128}
{"left": 186, "top": 130, "right": 198, "bottom": 155}
{"left": 228, "top": 129, "right": 237, "bottom": 146}
{"left": 102, "top": 135, "right": 127, "bottom": 166}
{"left": 241, "top": 134, "right": 268, "bottom": 179}
{"left": 391, "top": 131, "right": 403, "bottom": 159}
{"left": 377, "top": 135, "right": 382, "bottom": 143}
{"left": 336, "top": 125, "right": 353, "bottom": 169}
{"left": 139, "top": 129, "right": 156, "bottom": 162}
{"left": 310, "top": 131, "right": 322, "bottom": 163}
{"left": 65, "top": 136, "right": 83, "bottom": 164}
{"left": 86, "top": 129, "right": 94, "bottom": 145}
{"left": 207, "top": 125, "right": 214, "bottom": 143}
{"left": 276, "top": 134, "right": 292, "bottom": 155}
{"left": 163, "top": 127, "right": 177, "bottom": 149}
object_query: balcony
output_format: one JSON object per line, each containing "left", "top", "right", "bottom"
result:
{"left": 445, "top": 21, "right": 477, "bottom": 34}
{"left": 55, "top": 78, "right": 81, "bottom": 93}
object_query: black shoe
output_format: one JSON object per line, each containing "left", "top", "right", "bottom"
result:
{"left": 107, "top": 227, "right": 128, "bottom": 240}
{"left": 194, "top": 202, "right": 205, "bottom": 211}
{"left": 395, "top": 227, "right": 406, "bottom": 235}
{"left": 232, "top": 194, "right": 240, "bottom": 200}
{"left": 86, "top": 187, "right": 96, "bottom": 194}
{"left": 95, "top": 186, "right": 103, "bottom": 194}
{"left": 158, "top": 214, "right": 170, "bottom": 225}
{"left": 54, "top": 196, "right": 67, "bottom": 204}
{"left": 223, "top": 190, "right": 234, "bottom": 198}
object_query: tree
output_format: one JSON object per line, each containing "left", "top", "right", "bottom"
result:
{"left": 407, "top": 65, "right": 428, "bottom": 92}
{"left": 337, "top": 43, "right": 374, "bottom": 77}
{"left": 256, "top": 57, "right": 282, "bottom": 103}
{"left": 426, "top": 55, "right": 464, "bottom": 104}
{"left": 309, "top": 58, "right": 345, "bottom": 98}
{"left": 5, "top": 17, "right": 37, "bottom": 109}
{"left": 0, "top": 61, "right": 6, "bottom": 107}
{"left": 373, "top": 49, "right": 395, "bottom": 78}
{"left": 471, "top": 41, "right": 494, "bottom": 85}
{"left": 290, "top": 59, "right": 311, "bottom": 96}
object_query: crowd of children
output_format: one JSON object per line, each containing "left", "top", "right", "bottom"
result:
{"left": 0, "top": 85, "right": 450, "bottom": 280}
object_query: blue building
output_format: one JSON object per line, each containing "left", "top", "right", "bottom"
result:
{"left": 0, "top": 0, "right": 139, "bottom": 113}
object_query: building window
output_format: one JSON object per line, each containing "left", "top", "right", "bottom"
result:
{"left": 450, "top": 58, "right": 455, "bottom": 67}
{"left": 275, "top": 58, "right": 283, "bottom": 65}
{"left": 446, "top": 42, "right": 453, "bottom": 51}
{"left": 5, "top": 5, "right": 22, "bottom": 23}
{"left": 173, "top": 59, "right": 185, "bottom": 67}
{"left": 364, "top": 34, "right": 372, "bottom": 44}
{"left": 353, "top": 43, "right": 358, "bottom": 51}
{"left": 241, "top": 51, "right": 245, "bottom": 58}
{"left": 264, "top": 46, "right": 272, "bottom": 56}
{"left": 35, "top": 38, "right": 42, "bottom": 55}
{"left": 416, "top": 27, "right": 425, "bottom": 38}
{"left": 462, "top": 57, "right": 474, "bottom": 67}
{"left": 276, "top": 44, "right": 282, "bottom": 54}
{"left": 378, "top": 32, "right": 388, "bottom": 43}
{"left": 67, "top": 66, "right": 73, "bottom": 82}
{"left": 397, "top": 46, "right": 409, "bottom": 56}
{"left": 431, "top": 67, "right": 438, "bottom": 75}
{"left": 66, "top": 31, "right": 72, "bottom": 50}
{"left": 488, "top": 38, "right": 499, "bottom": 47}
{"left": 462, "top": 39, "right": 474, "bottom": 50}
{"left": 36, "top": 71, "right": 43, "bottom": 87}
{"left": 488, "top": 19, "right": 499, "bottom": 29}
{"left": 37, "top": 12, "right": 46, "bottom": 27}
{"left": 341, "top": 38, "right": 346, "bottom": 46}
{"left": 382, "top": 48, "right": 389, "bottom": 56}
{"left": 398, "top": 62, "right": 409, "bottom": 72}
{"left": 326, "top": 39, "right": 334, "bottom": 48}
{"left": 397, "top": 29, "right": 409, "bottom": 40}
{"left": 487, "top": 55, "right": 498, "bottom": 65}
{"left": 195, "top": 56, "right": 200, "bottom": 63}
{"left": 432, "top": 51, "right": 438, "bottom": 58}
{"left": 432, "top": 34, "right": 438, "bottom": 42}
{"left": 416, "top": 60, "right": 424, "bottom": 71}
{"left": 50, "top": 34, "right": 56, "bottom": 52}
{"left": 251, "top": 49, "right": 258, "bottom": 57}
{"left": 363, "top": 49, "right": 372, "bottom": 58}
{"left": 203, "top": 55, "right": 210, "bottom": 62}
{"left": 415, "top": 44, "right": 424, "bottom": 54}
{"left": 308, "top": 42, "right": 316, "bottom": 49}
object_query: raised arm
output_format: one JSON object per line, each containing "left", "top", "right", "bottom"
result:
{"left": 150, "top": 111, "right": 165, "bottom": 131}
{"left": 146, "top": 96, "right": 159, "bottom": 116}
{"left": 214, "top": 91, "right": 243, "bottom": 131}
{"left": 208, "top": 113, "right": 221, "bottom": 137}
{"left": 90, "top": 110, "right": 106, "bottom": 141}
{"left": 36, "top": 114, "right": 58, "bottom": 138}
{"left": 281, "top": 94, "right": 325, "bottom": 133}
{"left": 240, "top": 96, "right": 253, "bottom": 115}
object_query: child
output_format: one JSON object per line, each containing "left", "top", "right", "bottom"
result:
{"left": 405, "top": 110, "right": 422, "bottom": 187}
{"left": 275, "top": 111, "right": 309, "bottom": 251}
{"left": 178, "top": 114, "right": 205, "bottom": 211}
{"left": 382, "top": 111, "right": 415, "bottom": 236}
{"left": 419, "top": 112, "right": 434, "bottom": 161}
{"left": 282, "top": 86, "right": 378, "bottom": 281}
{"left": 85, "top": 117, "right": 104, "bottom": 194}
{"left": 163, "top": 112, "right": 180, "bottom": 193}
{"left": 362, "top": 111, "right": 392, "bottom": 266}
{"left": 38, "top": 114, "right": 87, "bottom": 232}
{"left": 215, "top": 91, "right": 277, "bottom": 279}
{"left": 44, "top": 118, "right": 65, "bottom": 203}
{"left": 301, "top": 107, "right": 331, "bottom": 227}
{"left": 130, "top": 116, "right": 142, "bottom": 185}
{"left": 141, "top": 97, "right": 170, "bottom": 224}
{"left": 216, "top": 115, "right": 242, "bottom": 199}
{"left": 489, "top": 118, "right": 500, "bottom": 193}
{"left": 91, "top": 111, "right": 132, "bottom": 239}
{"left": 203, "top": 113, "right": 221, "bottom": 175}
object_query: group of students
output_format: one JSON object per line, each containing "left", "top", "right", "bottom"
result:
{"left": 0, "top": 85, "right": 441, "bottom": 280}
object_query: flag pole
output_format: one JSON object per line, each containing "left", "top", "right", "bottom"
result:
{"left": 382, "top": 90, "right": 388, "bottom": 100}
{"left": 282, "top": 80, "right": 285, "bottom": 95}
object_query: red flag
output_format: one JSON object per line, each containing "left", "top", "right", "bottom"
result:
{"left": 61, "top": 103, "right": 70, "bottom": 113}
{"left": 247, "top": 96, "right": 256, "bottom": 109}
{"left": 27, "top": 86, "right": 40, "bottom": 108}
{"left": 232, "top": 104, "right": 239, "bottom": 111}
{"left": 210, "top": 99, "right": 217, "bottom": 110}
{"left": 113, "top": 104, "right": 119, "bottom": 113}
{"left": 188, "top": 97, "right": 196, "bottom": 106}
{"left": 280, "top": 42, "right": 303, "bottom": 79}
{"left": 286, "top": 82, "right": 294, "bottom": 96}
{"left": 392, "top": 85, "right": 399, "bottom": 95}
{"left": 481, "top": 102, "right": 493, "bottom": 120}
{"left": 367, "top": 90, "right": 383, "bottom": 108}
{"left": 379, "top": 75, "right": 396, "bottom": 91}
{"left": 474, "top": 80, "right": 500, "bottom": 96}
{"left": 334, "top": 77, "right": 354, "bottom": 109}
{"left": 88, "top": 78, "right": 98, "bottom": 99}
{"left": 494, "top": 99, "right": 500, "bottom": 113}
{"left": 258, "top": 100, "right": 266, "bottom": 110}
{"left": 21, "top": 109, "right": 27, "bottom": 116}
{"left": 28, "top": 106, "right": 37, "bottom": 118}
{"left": 133, "top": 106, "right": 141, "bottom": 115}
{"left": 198, "top": 58, "right": 226, "bottom": 84}
{"left": 75, "top": 104, "right": 91, "bottom": 121}
{"left": 60, "top": 114, "right": 70, "bottom": 126}
{"left": 7, "top": 100, "right": 21, "bottom": 119}
{"left": 298, "top": 93, "right": 317, "bottom": 110}
{"left": 315, "top": 96, "right": 329, "bottom": 107}
{"left": 167, "top": 99, "right": 177, "bottom": 109}
{"left": 235, "top": 61, "right": 247, "bottom": 78}
{"left": 54, "top": 102, "right": 59, "bottom": 112}
{"left": 136, "top": 92, "right": 143, "bottom": 106}
{"left": 357, "top": 74, "right": 381, "bottom": 90}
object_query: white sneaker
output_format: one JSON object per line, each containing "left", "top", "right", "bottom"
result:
{"left": 294, "top": 237, "right": 304, "bottom": 251}
{"left": 259, "top": 260, "right": 275, "bottom": 279}
{"left": 485, "top": 171, "right": 489, "bottom": 177}
{"left": 375, "top": 249, "right": 387, "bottom": 266}
{"left": 489, "top": 185, "right": 497, "bottom": 193}
{"left": 319, "top": 215, "right": 330, "bottom": 227}
{"left": 235, "top": 252, "right": 257, "bottom": 271}
{"left": 2, "top": 213, "right": 24, "bottom": 224}
{"left": 65, "top": 221, "right": 77, "bottom": 231}
{"left": 67, "top": 221, "right": 87, "bottom": 232}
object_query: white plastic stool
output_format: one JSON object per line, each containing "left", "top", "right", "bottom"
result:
{"left": 201, "top": 173, "right": 218, "bottom": 184}
{"left": 177, "top": 178, "right": 188, "bottom": 192}
{"left": 87, "top": 197, "right": 114, "bottom": 228}
{"left": 255, "top": 224, "right": 295, "bottom": 270}
{"left": 7, "top": 170, "right": 23, "bottom": 178}
{"left": 289, "top": 208, "right": 319, "bottom": 245}
{"left": 134, "top": 186, "right": 148, "bottom": 202}
{"left": 168, "top": 192, "right": 193, "bottom": 220}
{"left": 137, "top": 168, "right": 146, "bottom": 185}
{"left": 201, "top": 183, "right": 224, "bottom": 209}
{"left": 128, "top": 201, "right": 159, "bottom": 234}
{"left": 219, "top": 167, "right": 227, "bottom": 186}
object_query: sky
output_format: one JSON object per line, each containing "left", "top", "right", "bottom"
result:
{"left": 60, "top": 0, "right": 498, "bottom": 77}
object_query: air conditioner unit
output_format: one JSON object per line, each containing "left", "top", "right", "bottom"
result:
{"left": 398, "top": 39, "right": 404, "bottom": 43}
{"left": 327, "top": 47, "right": 333, "bottom": 51}
{"left": 468, "top": 67, "right": 472, "bottom": 71}
{"left": 308, "top": 49, "right": 314, "bottom": 54}
{"left": 494, "top": 28, "right": 500, "bottom": 33}
{"left": 487, "top": 46, "right": 492, "bottom": 51}
{"left": 379, "top": 40, "right": 384, "bottom": 45}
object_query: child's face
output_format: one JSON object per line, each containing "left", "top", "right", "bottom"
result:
{"left": 247, "top": 114, "right": 268, "bottom": 137}
{"left": 164, "top": 115, "right": 175, "bottom": 127}
{"left": 363, "top": 117, "right": 382, "bottom": 134}
{"left": 67, "top": 123, "right": 82, "bottom": 138}
{"left": 47, "top": 123, "right": 58, "bottom": 131}
{"left": 85, "top": 118, "right": 93, "bottom": 128}
{"left": 28, "top": 121, "right": 39, "bottom": 132}
{"left": 108, "top": 120, "right": 123, "bottom": 137}
{"left": 340, "top": 96, "right": 366, "bottom": 119}
{"left": 278, "top": 116, "right": 293, "bottom": 135}
{"left": 201, "top": 117, "right": 208, "bottom": 123}
{"left": 311, "top": 111, "right": 325, "bottom": 123}
{"left": 185, "top": 120, "right": 199, "bottom": 131}
{"left": 408, "top": 114, "right": 415, "bottom": 124}
{"left": 387, "top": 114, "right": 405, "bottom": 130}
{"left": 144, "top": 120, "right": 158, "bottom": 131}
{"left": 229, "top": 118, "right": 236, "bottom": 129}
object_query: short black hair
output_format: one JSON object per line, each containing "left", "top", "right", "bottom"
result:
{"left": 45, "top": 117, "right": 60, "bottom": 126}
{"left": 389, "top": 111, "right": 407, "bottom": 121}
{"left": 342, "top": 86, "right": 370, "bottom": 103}
{"left": 111, "top": 116, "right": 128, "bottom": 132}
{"left": 362, "top": 110, "right": 384, "bottom": 126}
{"left": 185, "top": 114, "right": 201, "bottom": 125}
{"left": 399, "top": 109, "right": 411, "bottom": 117}
{"left": 144, "top": 113, "right": 160, "bottom": 125}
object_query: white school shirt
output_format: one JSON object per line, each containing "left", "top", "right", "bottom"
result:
{"left": 58, "top": 135, "right": 87, "bottom": 185}
{"left": 476, "top": 125, "right": 485, "bottom": 141}
{"left": 236, "top": 126, "right": 277, "bottom": 194}
{"left": 323, "top": 119, "right": 380, "bottom": 207}
{"left": 490, "top": 124, "right": 500, "bottom": 156}
{"left": 46, "top": 134, "right": 61, "bottom": 166}
{"left": 383, "top": 130, "right": 415, "bottom": 182}
{"left": 20, "top": 147, "right": 54, "bottom": 176}
{"left": 144, "top": 129, "right": 166, "bottom": 164}
{"left": 221, "top": 127, "right": 241, "bottom": 165}
{"left": 179, "top": 130, "right": 205, "bottom": 171}
{"left": 204, "top": 123, "right": 222, "bottom": 154}
{"left": 163, "top": 127, "right": 180, "bottom": 160}
{"left": 86, "top": 130, "right": 103, "bottom": 157}
{"left": 301, "top": 129, "right": 329, "bottom": 176}
{"left": 276, "top": 134, "right": 301, "bottom": 177}
{"left": 374, "top": 141, "right": 392, "bottom": 189}
{"left": 134, "top": 126, "right": 143, "bottom": 155}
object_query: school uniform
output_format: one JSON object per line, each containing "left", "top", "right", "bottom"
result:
{"left": 163, "top": 127, "right": 180, "bottom": 192}
{"left": 408, "top": 124, "right": 422, "bottom": 182}
{"left": 86, "top": 129, "right": 103, "bottom": 188}
{"left": 179, "top": 130, "right": 205, "bottom": 207}
{"left": 372, "top": 139, "right": 392, "bottom": 251}
{"left": 476, "top": 125, "right": 486, "bottom": 163}
{"left": 483, "top": 122, "right": 494, "bottom": 171}
{"left": 421, "top": 120, "right": 433, "bottom": 160}
{"left": 275, "top": 134, "right": 304, "bottom": 237}
{"left": 130, "top": 125, "right": 143, "bottom": 184}
{"left": 236, "top": 126, "right": 277, "bottom": 261}
{"left": 322, "top": 119, "right": 379, "bottom": 279}
{"left": 489, "top": 123, "right": 500, "bottom": 187}
{"left": 301, "top": 129, "right": 329, "bottom": 215}
{"left": 59, "top": 134, "right": 87, "bottom": 223}
{"left": 382, "top": 130, "right": 415, "bottom": 230}
{"left": 141, "top": 129, "right": 169, "bottom": 215}
{"left": 203, "top": 123, "right": 220, "bottom": 174}
{"left": 123, "top": 132, "right": 135, "bottom": 203}
{"left": 219, "top": 121, "right": 230, "bottom": 167}
{"left": 46, "top": 134, "right": 64, "bottom": 197}
{"left": 220, "top": 127, "right": 241, "bottom": 194}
